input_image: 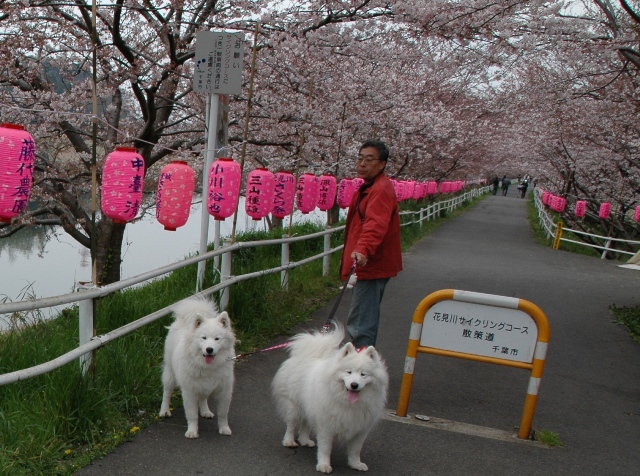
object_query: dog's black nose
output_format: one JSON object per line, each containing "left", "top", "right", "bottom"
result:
{"left": 206, "top": 347, "right": 214, "bottom": 354}
{"left": 350, "top": 382, "right": 359, "bottom": 390}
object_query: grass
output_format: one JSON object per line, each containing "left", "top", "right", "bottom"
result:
{"left": 610, "top": 305, "right": 640, "bottom": 345}
{"left": 534, "top": 429, "right": 564, "bottom": 448}
{"left": 0, "top": 191, "right": 487, "bottom": 475}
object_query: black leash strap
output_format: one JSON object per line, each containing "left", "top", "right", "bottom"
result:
{"left": 321, "top": 260, "right": 357, "bottom": 333}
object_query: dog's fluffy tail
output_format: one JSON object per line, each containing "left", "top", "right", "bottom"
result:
{"left": 170, "top": 295, "right": 218, "bottom": 328}
{"left": 286, "top": 322, "right": 345, "bottom": 360}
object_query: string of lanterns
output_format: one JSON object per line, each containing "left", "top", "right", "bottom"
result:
{"left": 541, "top": 190, "right": 640, "bottom": 222}
{"left": 1, "top": 124, "right": 477, "bottom": 231}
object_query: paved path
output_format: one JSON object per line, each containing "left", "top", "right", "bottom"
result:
{"left": 77, "top": 192, "right": 640, "bottom": 475}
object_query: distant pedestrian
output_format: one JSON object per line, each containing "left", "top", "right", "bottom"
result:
{"left": 492, "top": 176, "right": 499, "bottom": 195}
{"left": 518, "top": 180, "right": 529, "bottom": 198}
{"left": 501, "top": 176, "right": 511, "bottom": 196}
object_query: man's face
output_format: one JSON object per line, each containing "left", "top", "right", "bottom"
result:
{"left": 356, "top": 146, "right": 386, "bottom": 182}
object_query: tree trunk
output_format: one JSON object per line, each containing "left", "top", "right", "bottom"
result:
{"left": 327, "top": 202, "right": 340, "bottom": 226}
{"left": 94, "top": 219, "right": 126, "bottom": 285}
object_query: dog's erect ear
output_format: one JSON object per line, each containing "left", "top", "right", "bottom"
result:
{"left": 364, "top": 346, "right": 380, "bottom": 362}
{"left": 217, "top": 311, "right": 231, "bottom": 328}
{"left": 341, "top": 342, "right": 356, "bottom": 358}
{"left": 194, "top": 316, "right": 203, "bottom": 329}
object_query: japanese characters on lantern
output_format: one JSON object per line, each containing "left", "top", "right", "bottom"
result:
{"left": 272, "top": 171, "right": 295, "bottom": 219}
{"left": 0, "top": 123, "right": 36, "bottom": 223}
{"left": 317, "top": 174, "right": 337, "bottom": 211}
{"left": 101, "top": 147, "right": 145, "bottom": 224}
{"left": 207, "top": 158, "right": 241, "bottom": 220}
{"left": 245, "top": 168, "right": 275, "bottom": 220}
{"left": 296, "top": 173, "right": 319, "bottom": 214}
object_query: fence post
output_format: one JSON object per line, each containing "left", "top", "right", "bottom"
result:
{"left": 601, "top": 239, "right": 612, "bottom": 260}
{"left": 419, "top": 208, "right": 424, "bottom": 228}
{"left": 77, "top": 282, "right": 96, "bottom": 375}
{"left": 281, "top": 234, "right": 290, "bottom": 290}
{"left": 220, "top": 238, "right": 232, "bottom": 311}
{"left": 323, "top": 227, "right": 331, "bottom": 277}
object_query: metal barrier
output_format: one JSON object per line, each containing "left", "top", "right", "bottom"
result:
{"left": 534, "top": 189, "right": 640, "bottom": 259}
{"left": 0, "top": 186, "right": 489, "bottom": 386}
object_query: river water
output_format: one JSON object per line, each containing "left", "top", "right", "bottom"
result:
{"left": 0, "top": 197, "right": 329, "bottom": 329}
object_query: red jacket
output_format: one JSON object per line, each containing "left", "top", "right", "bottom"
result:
{"left": 340, "top": 173, "right": 402, "bottom": 281}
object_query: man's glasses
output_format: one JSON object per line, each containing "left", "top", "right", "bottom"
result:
{"left": 356, "top": 157, "right": 379, "bottom": 165}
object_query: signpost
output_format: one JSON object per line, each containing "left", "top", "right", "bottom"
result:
{"left": 193, "top": 31, "right": 244, "bottom": 291}
{"left": 396, "top": 289, "right": 550, "bottom": 439}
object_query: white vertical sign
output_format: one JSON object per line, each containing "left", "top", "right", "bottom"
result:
{"left": 194, "top": 31, "right": 244, "bottom": 94}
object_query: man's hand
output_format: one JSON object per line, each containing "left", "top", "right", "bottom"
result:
{"left": 351, "top": 251, "right": 367, "bottom": 267}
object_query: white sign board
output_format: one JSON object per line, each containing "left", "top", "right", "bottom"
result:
{"left": 420, "top": 300, "right": 538, "bottom": 363}
{"left": 194, "top": 31, "right": 244, "bottom": 94}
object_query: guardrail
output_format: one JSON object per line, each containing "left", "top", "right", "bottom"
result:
{"left": 0, "top": 185, "right": 489, "bottom": 386}
{"left": 533, "top": 188, "right": 640, "bottom": 259}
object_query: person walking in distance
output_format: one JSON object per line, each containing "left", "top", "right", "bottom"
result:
{"left": 501, "top": 175, "right": 511, "bottom": 196}
{"left": 340, "top": 140, "right": 403, "bottom": 348}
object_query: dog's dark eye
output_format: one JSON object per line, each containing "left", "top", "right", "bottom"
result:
{"left": 361, "top": 373, "right": 367, "bottom": 377}
{"left": 346, "top": 370, "right": 352, "bottom": 374}
{"left": 215, "top": 337, "right": 220, "bottom": 341}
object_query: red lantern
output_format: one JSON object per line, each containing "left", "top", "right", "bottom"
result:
{"left": 405, "top": 181, "right": 416, "bottom": 201}
{"left": 635, "top": 205, "right": 640, "bottom": 223}
{"left": 337, "top": 178, "right": 355, "bottom": 209}
{"left": 412, "top": 182, "right": 424, "bottom": 200}
{"left": 272, "top": 171, "right": 295, "bottom": 219}
{"left": 156, "top": 161, "right": 196, "bottom": 231}
{"left": 296, "top": 173, "right": 319, "bottom": 214}
{"left": 599, "top": 202, "right": 611, "bottom": 219}
{"left": 554, "top": 197, "right": 566, "bottom": 213}
{"left": 245, "top": 168, "right": 275, "bottom": 220}
{"left": 317, "top": 174, "right": 337, "bottom": 211}
{"left": 0, "top": 123, "right": 36, "bottom": 223}
{"left": 542, "top": 192, "right": 550, "bottom": 206}
{"left": 575, "top": 200, "right": 587, "bottom": 218}
{"left": 207, "top": 157, "right": 241, "bottom": 220}
{"left": 353, "top": 177, "right": 364, "bottom": 189}
{"left": 439, "top": 182, "right": 449, "bottom": 194}
{"left": 101, "top": 147, "right": 145, "bottom": 224}
{"left": 426, "top": 181, "right": 438, "bottom": 195}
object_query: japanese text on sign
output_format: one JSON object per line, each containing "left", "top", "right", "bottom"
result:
{"left": 420, "top": 300, "right": 538, "bottom": 363}
{"left": 194, "top": 31, "right": 244, "bottom": 94}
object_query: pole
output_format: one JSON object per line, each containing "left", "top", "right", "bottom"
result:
{"left": 197, "top": 93, "right": 219, "bottom": 291}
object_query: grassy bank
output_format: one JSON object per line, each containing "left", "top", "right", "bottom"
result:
{"left": 526, "top": 194, "right": 640, "bottom": 345}
{"left": 0, "top": 192, "right": 483, "bottom": 475}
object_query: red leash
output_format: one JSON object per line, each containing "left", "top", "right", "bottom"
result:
{"left": 231, "top": 260, "right": 357, "bottom": 359}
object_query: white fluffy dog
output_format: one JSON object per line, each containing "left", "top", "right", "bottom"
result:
{"left": 159, "top": 296, "right": 236, "bottom": 438}
{"left": 271, "top": 324, "right": 389, "bottom": 473}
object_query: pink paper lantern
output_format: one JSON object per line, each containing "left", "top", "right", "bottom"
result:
{"left": 317, "top": 174, "right": 337, "bottom": 211}
{"left": 272, "top": 171, "right": 295, "bottom": 219}
{"left": 296, "top": 173, "right": 319, "bottom": 214}
{"left": 426, "top": 181, "right": 438, "bottom": 195}
{"left": 413, "top": 182, "right": 424, "bottom": 200}
{"left": 635, "top": 205, "right": 640, "bottom": 223}
{"left": 542, "top": 192, "right": 551, "bottom": 206}
{"left": 353, "top": 177, "right": 364, "bottom": 189}
{"left": 245, "top": 168, "right": 275, "bottom": 220}
{"left": 405, "top": 181, "right": 416, "bottom": 201}
{"left": 156, "top": 161, "right": 196, "bottom": 231}
{"left": 0, "top": 123, "right": 36, "bottom": 223}
{"left": 439, "top": 181, "right": 449, "bottom": 194}
{"left": 575, "top": 200, "right": 587, "bottom": 218}
{"left": 101, "top": 147, "right": 145, "bottom": 224}
{"left": 337, "top": 178, "right": 355, "bottom": 209}
{"left": 207, "top": 157, "right": 241, "bottom": 220}
{"left": 554, "top": 197, "right": 566, "bottom": 213}
{"left": 599, "top": 202, "right": 611, "bottom": 219}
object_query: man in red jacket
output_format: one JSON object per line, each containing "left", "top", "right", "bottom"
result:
{"left": 340, "top": 140, "right": 402, "bottom": 348}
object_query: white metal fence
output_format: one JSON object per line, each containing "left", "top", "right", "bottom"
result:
{"left": 0, "top": 186, "right": 489, "bottom": 386}
{"left": 534, "top": 188, "right": 640, "bottom": 260}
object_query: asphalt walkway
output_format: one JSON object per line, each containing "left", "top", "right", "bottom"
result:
{"left": 77, "top": 190, "right": 640, "bottom": 476}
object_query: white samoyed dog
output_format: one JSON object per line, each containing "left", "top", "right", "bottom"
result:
{"left": 271, "top": 324, "right": 389, "bottom": 473}
{"left": 159, "top": 296, "right": 236, "bottom": 439}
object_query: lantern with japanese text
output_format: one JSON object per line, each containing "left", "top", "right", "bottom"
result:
{"left": 272, "top": 171, "right": 296, "bottom": 219}
{"left": 245, "top": 168, "right": 275, "bottom": 220}
{"left": 317, "top": 174, "right": 337, "bottom": 211}
{"left": 0, "top": 123, "right": 36, "bottom": 223}
{"left": 426, "top": 181, "right": 438, "bottom": 195}
{"left": 337, "top": 178, "right": 355, "bottom": 208}
{"left": 156, "top": 161, "right": 196, "bottom": 231}
{"left": 439, "top": 181, "right": 449, "bottom": 194}
{"left": 207, "top": 157, "right": 241, "bottom": 220}
{"left": 553, "top": 197, "right": 566, "bottom": 213}
{"left": 353, "top": 177, "right": 364, "bottom": 189}
{"left": 404, "top": 181, "right": 416, "bottom": 201}
{"left": 413, "top": 182, "right": 425, "bottom": 200}
{"left": 599, "top": 202, "right": 611, "bottom": 219}
{"left": 635, "top": 205, "right": 640, "bottom": 223}
{"left": 101, "top": 147, "right": 145, "bottom": 224}
{"left": 296, "top": 173, "right": 319, "bottom": 213}
{"left": 575, "top": 200, "right": 587, "bottom": 218}
{"left": 542, "top": 192, "right": 551, "bottom": 206}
